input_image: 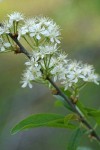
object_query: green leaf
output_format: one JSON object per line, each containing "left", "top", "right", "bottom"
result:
{"left": 76, "top": 101, "right": 88, "bottom": 117}
{"left": 88, "top": 110, "right": 100, "bottom": 117}
{"left": 84, "top": 107, "right": 97, "bottom": 113}
{"left": 83, "top": 106, "right": 100, "bottom": 125}
{"left": 84, "top": 107, "right": 100, "bottom": 117}
{"left": 64, "top": 114, "right": 78, "bottom": 126}
{"left": 47, "top": 122, "right": 76, "bottom": 129}
{"left": 53, "top": 94, "right": 72, "bottom": 111}
{"left": 67, "top": 128, "right": 85, "bottom": 150}
{"left": 86, "top": 109, "right": 100, "bottom": 125}
{"left": 11, "top": 113, "right": 76, "bottom": 134}
{"left": 54, "top": 99, "right": 65, "bottom": 108}
{"left": 52, "top": 87, "right": 73, "bottom": 111}
{"left": 77, "top": 147, "right": 92, "bottom": 150}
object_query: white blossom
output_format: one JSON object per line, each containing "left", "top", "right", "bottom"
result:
{"left": 51, "top": 64, "right": 67, "bottom": 81}
{"left": 29, "top": 23, "right": 45, "bottom": 40}
{"left": 21, "top": 53, "right": 43, "bottom": 88}
{"left": 0, "top": 12, "right": 99, "bottom": 90}
{"left": 82, "top": 73, "right": 99, "bottom": 85}
{"left": 81, "top": 64, "right": 94, "bottom": 76}
{"left": 61, "top": 61, "right": 100, "bottom": 90}
{"left": 37, "top": 17, "right": 53, "bottom": 26}
{"left": 0, "top": 26, "right": 4, "bottom": 35}
{"left": 0, "top": 23, "right": 11, "bottom": 35}
{"left": 18, "top": 26, "right": 28, "bottom": 40}
{"left": 25, "top": 56, "right": 40, "bottom": 70}
{"left": 46, "top": 24, "right": 61, "bottom": 43}
{"left": 17, "top": 16, "right": 61, "bottom": 44}
{"left": 8, "top": 12, "right": 24, "bottom": 24}
{"left": 21, "top": 69, "right": 34, "bottom": 88}
{"left": 22, "top": 44, "right": 99, "bottom": 89}
{"left": 38, "top": 44, "right": 57, "bottom": 58}
{"left": 21, "top": 66, "right": 42, "bottom": 88}
{"left": 0, "top": 38, "right": 11, "bottom": 52}
{"left": 61, "top": 80, "right": 73, "bottom": 90}
{"left": 25, "top": 18, "right": 37, "bottom": 26}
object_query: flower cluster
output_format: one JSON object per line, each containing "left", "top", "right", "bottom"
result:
{"left": 21, "top": 45, "right": 99, "bottom": 90}
{"left": 18, "top": 16, "right": 61, "bottom": 44}
{"left": 0, "top": 12, "right": 24, "bottom": 35}
{"left": 0, "top": 12, "right": 61, "bottom": 53}
{"left": 0, "top": 12, "right": 99, "bottom": 93}
{"left": 0, "top": 12, "right": 24, "bottom": 52}
{"left": 60, "top": 61, "right": 99, "bottom": 90}
{"left": 21, "top": 44, "right": 58, "bottom": 88}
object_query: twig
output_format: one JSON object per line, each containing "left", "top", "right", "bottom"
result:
{"left": 8, "top": 33, "right": 31, "bottom": 59}
{"left": 47, "top": 77, "right": 100, "bottom": 142}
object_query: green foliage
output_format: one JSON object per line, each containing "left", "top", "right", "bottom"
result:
{"left": 64, "top": 114, "right": 78, "bottom": 126}
{"left": 76, "top": 101, "right": 100, "bottom": 126}
{"left": 77, "top": 147, "right": 92, "bottom": 150}
{"left": 67, "top": 128, "right": 85, "bottom": 150}
{"left": 53, "top": 88, "right": 73, "bottom": 111}
{"left": 84, "top": 108, "right": 100, "bottom": 125}
{"left": 11, "top": 113, "right": 76, "bottom": 134}
{"left": 76, "top": 101, "right": 89, "bottom": 117}
{"left": 54, "top": 94, "right": 72, "bottom": 111}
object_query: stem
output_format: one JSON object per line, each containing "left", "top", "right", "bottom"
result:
{"left": 8, "top": 33, "right": 31, "bottom": 59}
{"left": 47, "top": 77, "right": 100, "bottom": 142}
{"left": 7, "top": 34, "right": 100, "bottom": 143}
{"left": 23, "top": 36, "right": 34, "bottom": 49}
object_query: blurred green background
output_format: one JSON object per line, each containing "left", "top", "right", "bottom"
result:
{"left": 0, "top": 0, "right": 100, "bottom": 150}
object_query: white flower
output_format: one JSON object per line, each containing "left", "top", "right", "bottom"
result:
{"left": 8, "top": 12, "right": 24, "bottom": 23}
{"left": 57, "top": 53, "right": 69, "bottom": 65}
{"left": 67, "top": 70, "right": 81, "bottom": 83}
{"left": 38, "top": 17, "right": 61, "bottom": 43}
{"left": 18, "top": 26, "right": 28, "bottom": 40}
{"left": 21, "top": 69, "right": 34, "bottom": 88}
{"left": 25, "top": 18, "right": 37, "bottom": 26}
{"left": 18, "top": 19, "right": 37, "bottom": 40}
{"left": 67, "top": 61, "right": 81, "bottom": 72}
{"left": 17, "top": 16, "right": 61, "bottom": 44}
{"left": 91, "top": 74, "right": 100, "bottom": 85}
{"left": 81, "top": 64, "right": 94, "bottom": 76}
{"left": 38, "top": 17, "right": 53, "bottom": 26}
{"left": 25, "top": 56, "right": 39, "bottom": 70}
{"left": 29, "top": 23, "right": 45, "bottom": 40}
{"left": 0, "top": 26, "right": 4, "bottom": 35}
{"left": 51, "top": 64, "right": 66, "bottom": 81}
{"left": 21, "top": 65, "right": 42, "bottom": 88}
{"left": 21, "top": 48, "right": 99, "bottom": 89}
{"left": 47, "top": 24, "right": 61, "bottom": 43}
{"left": 83, "top": 73, "right": 99, "bottom": 85}
{"left": 3, "top": 20, "right": 12, "bottom": 30}
{"left": 58, "top": 60, "right": 100, "bottom": 90}
{"left": 38, "top": 44, "right": 57, "bottom": 58}
{"left": 21, "top": 53, "right": 43, "bottom": 88}
{"left": 0, "top": 38, "right": 11, "bottom": 52}
{"left": 41, "top": 23, "right": 61, "bottom": 43}
{"left": 0, "top": 20, "right": 13, "bottom": 35}
{"left": 0, "top": 26, "right": 10, "bottom": 35}
{"left": 48, "top": 57, "right": 57, "bottom": 68}
{"left": 61, "top": 80, "right": 73, "bottom": 90}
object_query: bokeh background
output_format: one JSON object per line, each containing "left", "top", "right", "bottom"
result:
{"left": 0, "top": 0, "right": 100, "bottom": 150}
